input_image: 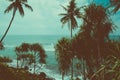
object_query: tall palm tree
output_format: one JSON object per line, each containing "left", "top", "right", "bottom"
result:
{"left": 60, "top": 0, "right": 81, "bottom": 37}
{"left": 110, "top": 0, "right": 120, "bottom": 13}
{"left": 55, "top": 38, "right": 71, "bottom": 80}
{"left": 0, "top": 0, "right": 33, "bottom": 43}
{"left": 71, "top": 3, "right": 115, "bottom": 80}
{"left": 80, "top": 4, "right": 114, "bottom": 80}
{"left": 60, "top": 0, "right": 81, "bottom": 79}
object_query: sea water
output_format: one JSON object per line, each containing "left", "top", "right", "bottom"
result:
{"left": 1, "top": 35, "right": 117, "bottom": 80}
{"left": 0, "top": 35, "right": 75, "bottom": 80}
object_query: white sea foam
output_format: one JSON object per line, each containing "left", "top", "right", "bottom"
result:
{"left": 7, "top": 59, "right": 17, "bottom": 68}
{"left": 44, "top": 48, "right": 55, "bottom": 51}
{"left": 4, "top": 44, "right": 55, "bottom": 51}
{"left": 7, "top": 60, "right": 83, "bottom": 80}
{"left": 43, "top": 43, "right": 55, "bottom": 51}
{"left": 4, "top": 45, "right": 16, "bottom": 48}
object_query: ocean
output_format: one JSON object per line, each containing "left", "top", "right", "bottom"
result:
{"left": 0, "top": 35, "right": 119, "bottom": 80}
{"left": 0, "top": 35, "right": 74, "bottom": 80}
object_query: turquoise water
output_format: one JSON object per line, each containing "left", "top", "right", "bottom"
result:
{"left": 0, "top": 35, "right": 119, "bottom": 65}
{"left": 0, "top": 35, "right": 76, "bottom": 80}
{"left": 1, "top": 35, "right": 117, "bottom": 80}
{"left": 0, "top": 35, "right": 67, "bottom": 65}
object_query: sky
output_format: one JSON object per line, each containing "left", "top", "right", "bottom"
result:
{"left": 0, "top": 0, "right": 120, "bottom": 35}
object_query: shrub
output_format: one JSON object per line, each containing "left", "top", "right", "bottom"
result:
{"left": 0, "top": 56, "right": 12, "bottom": 63}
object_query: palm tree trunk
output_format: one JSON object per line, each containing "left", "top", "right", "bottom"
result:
{"left": 97, "top": 41, "right": 103, "bottom": 80}
{"left": 70, "top": 21, "right": 74, "bottom": 80}
{"left": 0, "top": 9, "right": 16, "bottom": 42}
{"left": 71, "top": 58, "right": 74, "bottom": 80}
{"left": 62, "top": 72, "right": 64, "bottom": 80}
{"left": 82, "top": 58, "right": 86, "bottom": 80}
{"left": 71, "top": 24, "right": 72, "bottom": 38}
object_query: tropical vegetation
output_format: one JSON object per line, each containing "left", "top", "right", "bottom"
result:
{"left": 60, "top": 0, "right": 81, "bottom": 79}
{"left": 0, "top": 0, "right": 120, "bottom": 80}
{"left": 55, "top": 0, "right": 120, "bottom": 80}
{"left": 15, "top": 43, "right": 47, "bottom": 73}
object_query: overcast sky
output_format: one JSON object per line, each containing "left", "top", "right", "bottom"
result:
{"left": 0, "top": 0, "right": 120, "bottom": 35}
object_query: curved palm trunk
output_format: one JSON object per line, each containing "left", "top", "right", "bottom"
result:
{"left": 0, "top": 9, "right": 16, "bottom": 42}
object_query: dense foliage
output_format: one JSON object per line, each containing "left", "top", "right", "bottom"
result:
{"left": 56, "top": 1, "right": 120, "bottom": 80}
{"left": 0, "top": 63, "right": 38, "bottom": 80}
{"left": 0, "top": 56, "right": 12, "bottom": 63}
{"left": 0, "top": 0, "right": 120, "bottom": 80}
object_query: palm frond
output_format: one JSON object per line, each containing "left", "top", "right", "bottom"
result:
{"left": 59, "top": 13, "right": 68, "bottom": 16}
{"left": 110, "top": 0, "right": 119, "bottom": 5}
{"left": 71, "top": 17, "right": 78, "bottom": 29}
{"left": 21, "top": 0, "right": 27, "bottom": 2}
{"left": 74, "top": 8, "right": 81, "bottom": 18}
{"left": 18, "top": 3, "right": 24, "bottom": 16}
{"left": 60, "top": 16, "right": 69, "bottom": 27}
{"left": 22, "top": 3, "right": 33, "bottom": 11}
{"left": 4, "top": 2, "right": 15, "bottom": 13}
{"left": 60, "top": 5, "right": 68, "bottom": 11}
{"left": 7, "top": 0, "right": 14, "bottom": 2}
{"left": 59, "top": 0, "right": 80, "bottom": 31}
{"left": 112, "top": 4, "right": 120, "bottom": 13}
{"left": 61, "top": 16, "right": 68, "bottom": 22}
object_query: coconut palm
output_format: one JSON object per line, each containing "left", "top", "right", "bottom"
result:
{"left": 110, "top": 0, "right": 120, "bottom": 13}
{"left": 71, "top": 3, "right": 115, "bottom": 80}
{"left": 55, "top": 38, "right": 72, "bottom": 80}
{"left": 60, "top": 0, "right": 81, "bottom": 79}
{"left": 71, "top": 33, "right": 90, "bottom": 80}
{"left": 60, "top": 0, "right": 81, "bottom": 37}
{"left": 0, "top": 0, "right": 33, "bottom": 44}
{"left": 83, "top": 4, "right": 114, "bottom": 80}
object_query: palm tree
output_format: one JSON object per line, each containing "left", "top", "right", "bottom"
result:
{"left": 80, "top": 4, "right": 114, "bottom": 80}
{"left": 60, "top": 0, "right": 81, "bottom": 79}
{"left": 0, "top": 0, "right": 33, "bottom": 44}
{"left": 60, "top": 0, "right": 81, "bottom": 37}
{"left": 110, "top": 0, "right": 120, "bottom": 13}
{"left": 55, "top": 38, "right": 72, "bottom": 80}
{"left": 71, "top": 33, "right": 89, "bottom": 80}
{"left": 71, "top": 3, "right": 115, "bottom": 80}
